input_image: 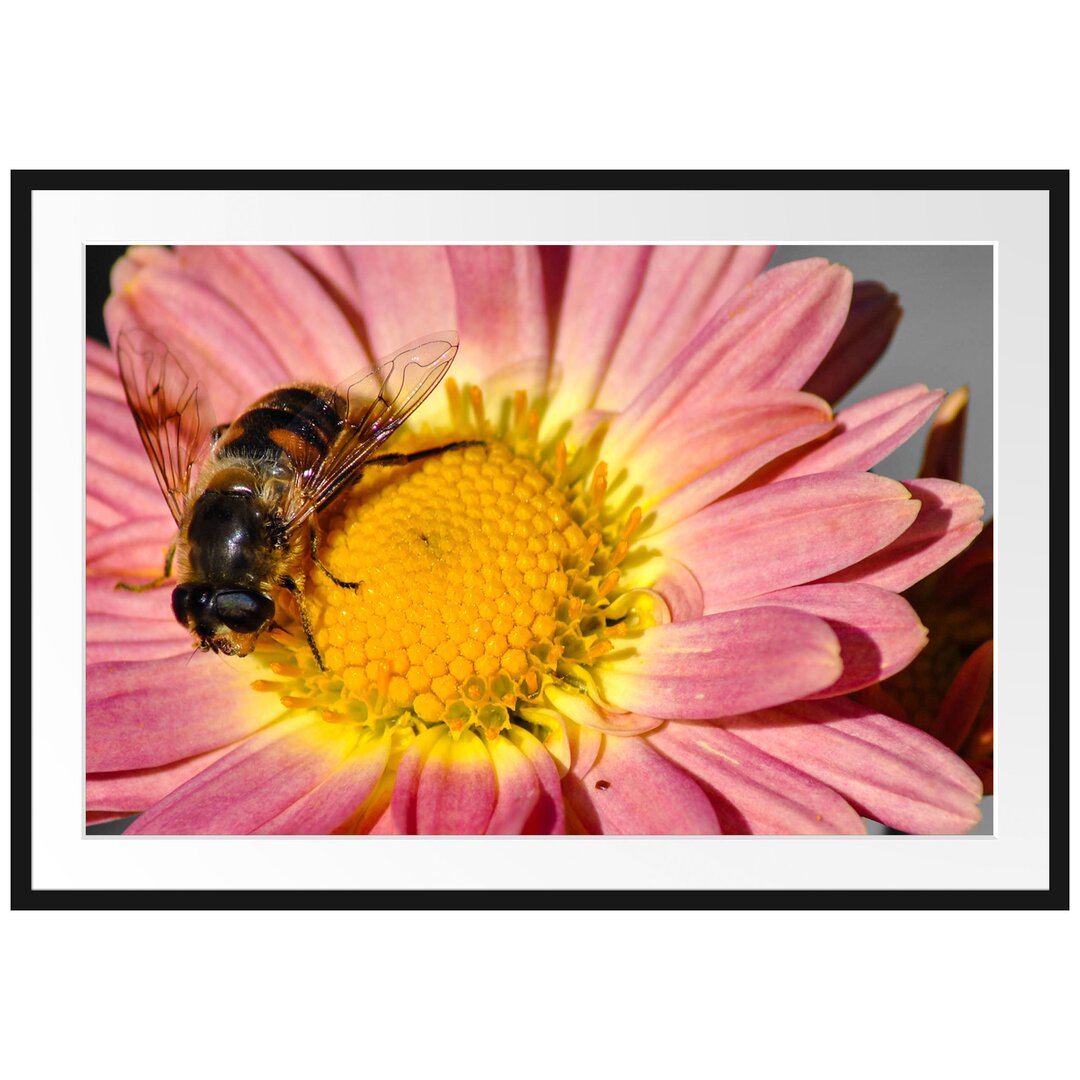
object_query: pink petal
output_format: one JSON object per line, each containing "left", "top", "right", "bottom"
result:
{"left": 594, "top": 607, "right": 842, "bottom": 719}
{"left": 126, "top": 717, "right": 362, "bottom": 834}
{"left": 919, "top": 385, "right": 969, "bottom": 482}
{"left": 485, "top": 735, "right": 542, "bottom": 834}
{"left": 86, "top": 812, "right": 132, "bottom": 826}
{"left": 351, "top": 774, "right": 398, "bottom": 835}
{"left": 413, "top": 729, "right": 497, "bottom": 834}
{"left": 549, "top": 245, "right": 651, "bottom": 416}
{"left": 631, "top": 388, "right": 833, "bottom": 506}
{"left": 648, "top": 722, "right": 865, "bottom": 834}
{"left": 176, "top": 246, "right": 370, "bottom": 384}
{"left": 802, "top": 280, "right": 903, "bottom": 403}
{"left": 86, "top": 388, "right": 157, "bottom": 474}
{"left": 596, "top": 245, "right": 777, "bottom": 411}
{"left": 347, "top": 245, "right": 551, "bottom": 396}
{"left": 552, "top": 246, "right": 774, "bottom": 416}
{"left": 445, "top": 246, "right": 550, "bottom": 394}
{"left": 656, "top": 472, "right": 920, "bottom": 606}
{"left": 818, "top": 479, "right": 984, "bottom": 592}
{"left": 86, "top": 578, "right": 189, "bottom": 663}
{"left": 104, "top": 268, "right": 292, "bottom": 418}
{"left": 389, "top": 725, "right": 446, "bottom": 833}
{"left": 647, "top": 422, "right": 835, "bottom": 533}
{"left": 86, "top": 518, "right": 176, "bottom": 579}
{"left": 85, "top": 384, "right": 174, "bottom": 533}
{"left": 363, "top": 805, "right": 399, "bottom": 834}
{"left": 645, "top": 558, "right": 705, "bottom": 622}
{"left": 766, "top": 385, "right": 945, "bottom": 480}
{"left": 938, "top": 640, "right": 994, "bottom": 751}
{"left": 345, "top": 246, "right": 457, "bottom": 358}
{"left": 723, "top": 697, "right": 983, "bottom": 833}
{"left": 538, "top": 246, "right": 572, "bottom": 329}
{"left": 562, "top": 733, "right": 720, "bottom": 834}
{"left": 87, "top": 742, "right": 238, "bottom": 814}
{"left": 505, "top": 727, "right": 566, "bottom": 834}
{"left": 86, "top": 338, "right": 125, "bottom": 401}
{"left": 524, "top": 707, "right": 572, "bottom": 776}
{"left": 715, "top": 584, "right": 928, "bottom": 697}
{"left": 568, "top": 720, "right": 603, "bottom": 779}
{"left": 86, "top": 575, "right": 180, "bottom": 622}
{"left": 606, "top": 259, "right": 852, "bottom": 458}
{"left": 87, "top": 653, "right": 282, "bottom": 771}
{"left": 86, "top": 458, "right": 170, "bottom": 535}
{"left": 286, "top": 245, "right": 363, "bottom": 312}
{"left": 640, "top": 403, "right": 835, "bottom": 532}
{"left": 546, "top": 685, "right": 664, "bottom": 735}
{"left": 108, "top": 245, "right": 179, "bottom": 290}
{"left": 254, "top": 730, "right": 392, "bottom": 834}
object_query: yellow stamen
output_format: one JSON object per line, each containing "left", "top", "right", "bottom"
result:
{"left": 590, "top": 462, "right": 608, "bottom": 503}
{"left": 554, "top": 440, "right": 567, "bottom": 480}
{"left": 468, "top": 385, "right": 485, "bottom": 426}
{"left": 513, "top": 389, "right": 528, "bottom": 432}
{"left": 252, "top": 391, "right": 659, "bottom": 741}
{"left": 598, "top": 570, "right": 621, "bottom": 597}
{"left": 444, "top": 377, "right": 462, "bottom": 424}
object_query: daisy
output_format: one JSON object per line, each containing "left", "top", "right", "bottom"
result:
{"left": 86, "top": 245, "right": 985, "bottom": 834}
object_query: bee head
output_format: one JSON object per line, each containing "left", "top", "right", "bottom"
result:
{"left": 171, "top": 584, "right": 276, "bottom": 657}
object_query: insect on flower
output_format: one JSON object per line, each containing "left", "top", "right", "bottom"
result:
{"left": 116, "top": 327, "right": 478, "bottom": 670}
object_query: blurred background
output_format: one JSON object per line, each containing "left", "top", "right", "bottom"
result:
{"left": 86, "top": 244, "right": 995, "bottom": 836}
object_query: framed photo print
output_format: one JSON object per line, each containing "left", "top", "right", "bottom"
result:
{"left": 11, "top": 170, "right": 1067, "bottom": 909}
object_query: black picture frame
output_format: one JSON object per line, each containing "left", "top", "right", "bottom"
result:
{"left": 11, "top": 169, "right": 1069, "bottom": 911}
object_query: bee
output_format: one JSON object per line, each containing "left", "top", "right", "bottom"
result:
{"left": 116, "top": 328, "right": 477, "bottom": 670}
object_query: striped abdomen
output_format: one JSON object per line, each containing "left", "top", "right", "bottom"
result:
{"left": 214, "top": 384, "right": 346, "bottom": 476}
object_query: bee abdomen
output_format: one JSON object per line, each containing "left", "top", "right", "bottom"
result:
{"left": 215, "top": 384, "right": 344, "bottom": 471}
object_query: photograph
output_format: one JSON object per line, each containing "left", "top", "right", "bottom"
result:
{"left": 10, "top": 173, "right": 1062, "bottom": 907}
{"left": 85, "top": 241, "right": 994, "bottom": 837}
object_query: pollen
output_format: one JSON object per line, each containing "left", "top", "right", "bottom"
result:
{"left": 261, "top": 387, "right": 656, "bottom": 743}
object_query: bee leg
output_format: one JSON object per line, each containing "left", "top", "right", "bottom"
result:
{"left": 115, "top": 541, "right": 176, "bottom": 592}
{"left": 278, "top": 574, "right": 325, "bottom": 672}
{"left": 363, "top": 439, "right": 485, "bottom": 470}
{"left": 309, "top": 526, "right": 362, "bottom": 590}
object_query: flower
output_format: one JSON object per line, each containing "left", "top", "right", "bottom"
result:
{"left": 863, "top": 387, "right": 994, "bottom": 792}
{"left": 86, "top": 245, "right": 986, "bottom": 834}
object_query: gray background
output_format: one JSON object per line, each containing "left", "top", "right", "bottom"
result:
{"left": 769, "top": 245, "right": 994, "bottom": 515}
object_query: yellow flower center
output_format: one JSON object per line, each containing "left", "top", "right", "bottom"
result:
{"left": 252, "top": 384, "right": 650, "bottom": 746}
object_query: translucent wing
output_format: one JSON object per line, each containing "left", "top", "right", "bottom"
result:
{"left": 115, "top": 328, "right": 217, "bottom": 524}
{"left": 283, "top": 332, "right": 459, "bottom": 527}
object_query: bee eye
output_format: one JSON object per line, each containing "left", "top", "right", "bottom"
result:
{"left": 171, "top": 585, "right": 190, "bottom": 624}
{"left": 213, "top": 590, "right": 275, "bottom": 634}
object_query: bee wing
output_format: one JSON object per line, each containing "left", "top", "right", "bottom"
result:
{"left": 116, "top": 328, "right": 217, "bottom": 524}
{"left": 283, "top": 332, "right": 459, "bottom": 527}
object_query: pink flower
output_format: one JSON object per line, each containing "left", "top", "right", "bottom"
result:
{"left": 87, "top": 245, "right": 985, "bottom": 834}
